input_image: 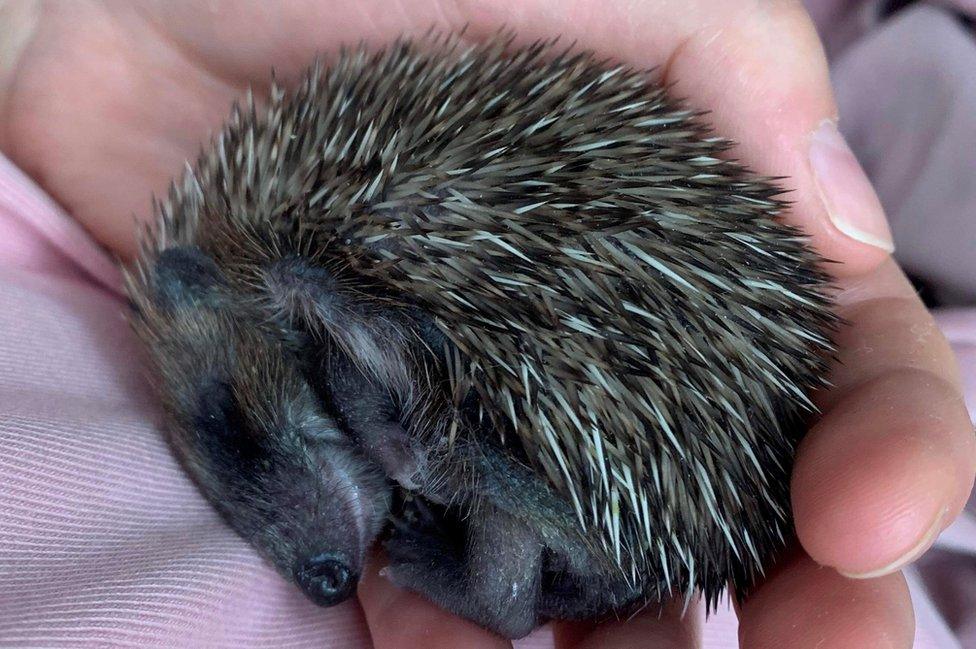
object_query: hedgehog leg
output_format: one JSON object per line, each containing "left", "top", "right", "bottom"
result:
{"left": 299, "top": 336, "right": 427, "bottom": 489}
{"left": 462, "top": 505, "right": 543, "bottom": 637}
{"left": 384, "top": 501, "right": 543, "bottom": 639}
{"left": 536, "top": 565, "right": 645, "bottom": 621}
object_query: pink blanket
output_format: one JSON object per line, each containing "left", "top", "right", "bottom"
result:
{"left": 1, "top": 2, "right": 975, "bottom": 645}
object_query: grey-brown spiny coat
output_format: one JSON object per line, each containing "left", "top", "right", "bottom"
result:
{"left": 126, "top": 33, "right": 838, "bottom": 638}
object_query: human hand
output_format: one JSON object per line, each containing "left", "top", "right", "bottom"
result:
{"left": 2, "top": 1, "right": 972, "bottom": 647}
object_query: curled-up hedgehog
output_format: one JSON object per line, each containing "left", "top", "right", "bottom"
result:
{"left": 125, "top": 33, "right": 838, "bottom": 639}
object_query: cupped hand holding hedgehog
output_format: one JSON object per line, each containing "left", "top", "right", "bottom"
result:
{"left": 4, "top": 1, "right": 974, "bottom": 647}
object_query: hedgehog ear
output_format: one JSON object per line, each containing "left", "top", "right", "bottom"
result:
{"left": 152, "top": 246, "right": 227, "bottom": 309}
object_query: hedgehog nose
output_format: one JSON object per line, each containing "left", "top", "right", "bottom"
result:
{"left": 296, "top": 553, "right": 357, "bottom": 606}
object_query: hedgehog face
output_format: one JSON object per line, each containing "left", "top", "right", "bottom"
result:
{"left": 175, "top": 347, "right": 391, "bottom": 607}
{"left": 136, "top": 246, "right": 392, "bottom": 606}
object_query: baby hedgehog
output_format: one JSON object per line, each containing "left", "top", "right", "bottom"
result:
{"left": 126, "top": 34, "right": 838, "bottom": 638}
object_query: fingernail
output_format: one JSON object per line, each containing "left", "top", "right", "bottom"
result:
{"left": 809, "top": 119, "right": 895, "bottom": 253}
{"left": 839, "top": 507, "right": 947, "bottom": 579}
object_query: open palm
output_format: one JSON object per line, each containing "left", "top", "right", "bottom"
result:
{"left": 2, "top": 1, "right": 972, "bottom": 647}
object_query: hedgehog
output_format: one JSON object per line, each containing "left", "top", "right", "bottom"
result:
{"left": 125, "top": 33, "right": 839, "bottom": 639}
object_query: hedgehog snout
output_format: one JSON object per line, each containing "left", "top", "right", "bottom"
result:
{"left": 295, "top": 552, "right": 358, "bottom": 607}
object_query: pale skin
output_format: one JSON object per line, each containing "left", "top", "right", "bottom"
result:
{"left": 1, "top": 1, "right": 973, "bottom": 647}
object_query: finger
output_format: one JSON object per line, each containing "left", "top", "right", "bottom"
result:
{"left": 357, "top": 556, "right": 511, "bottom": 649}
{"left": 793, "top": 259, "right": 976, "bottom": 578}
{"left": 552, "top": 600, "right": 699, "bottom": 649}
{"left": 822, "top": 261, "right": 964, "bottom": 396}
{"left": 737, "top": 550, "right": 914, "bottom": 649}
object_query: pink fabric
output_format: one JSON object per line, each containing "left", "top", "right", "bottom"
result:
{"left": 2, "top": 5, "right": 976, "bottom": 640}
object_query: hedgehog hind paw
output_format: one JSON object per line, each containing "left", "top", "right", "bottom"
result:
{"left": 382, "top": 502, "right": 544, "bottom": 639}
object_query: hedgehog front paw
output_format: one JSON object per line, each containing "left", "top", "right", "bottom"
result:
{"left": 380, "top": 514, "right": 476, "bottom": 624}
{"left": 383, "top": 493, "right": 461, "bottom": 566}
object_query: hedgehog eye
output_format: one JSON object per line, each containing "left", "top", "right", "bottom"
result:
{"left": 193, "top": 379, "right": 266, "bottom": 465}
{"left": 195, "top": 380, "right": 241, "bottom": 436}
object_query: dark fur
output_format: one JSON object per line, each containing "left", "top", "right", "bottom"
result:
{"left": 126, "top": 34, "right": 838, "bottom": 638}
